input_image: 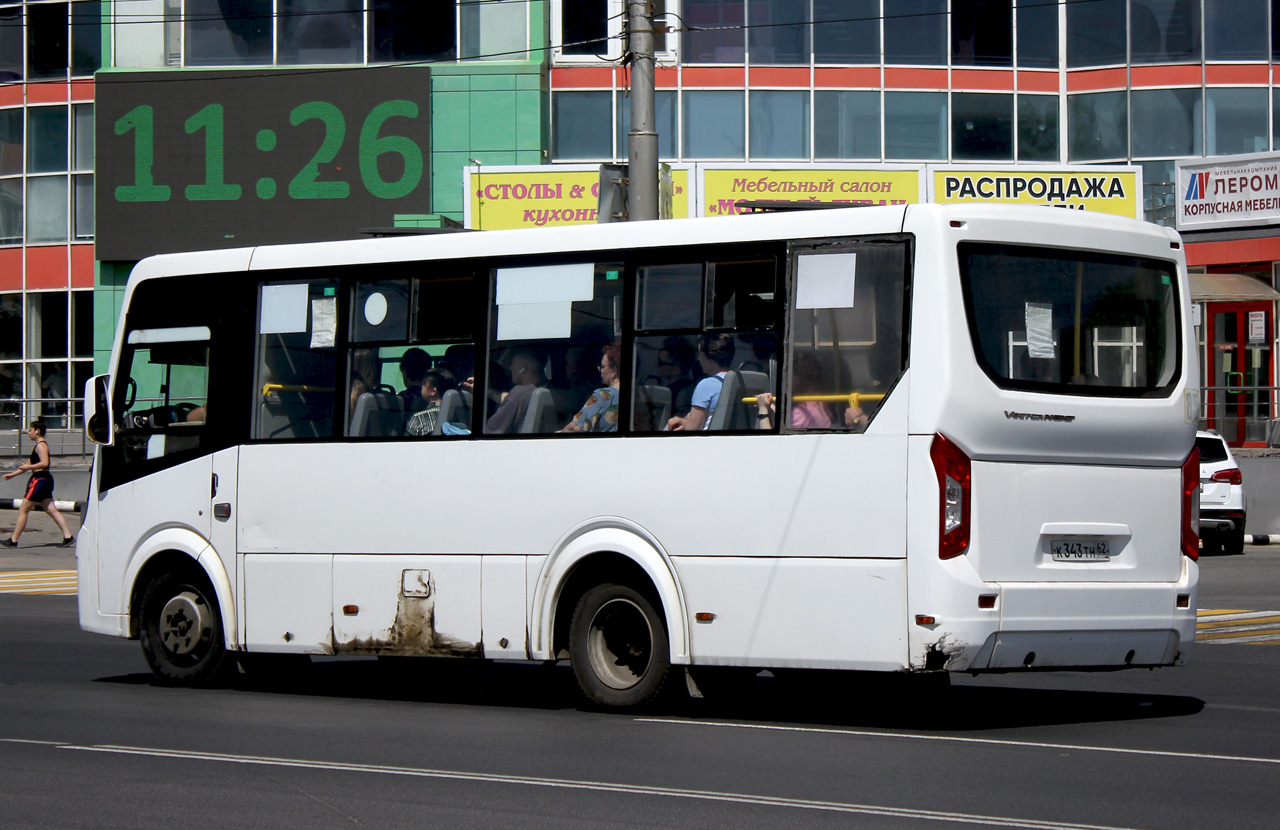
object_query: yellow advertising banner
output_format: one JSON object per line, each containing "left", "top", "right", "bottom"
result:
{"left": 931, "top": 167, "right": 1141, "bottom": 218}
{"left": 469, "top": 168, "right": 690, "bottom": 230}
{"left": 701, "top": 167, "right": 923, "bottom": 216}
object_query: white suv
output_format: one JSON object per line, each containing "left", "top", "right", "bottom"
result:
{"left": 1196, "top": 430, "right": 1247, "bottom": 556}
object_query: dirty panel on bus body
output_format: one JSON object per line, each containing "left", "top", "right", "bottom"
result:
{"left": 331, "top": 556, "right": 481, "bottom": 656}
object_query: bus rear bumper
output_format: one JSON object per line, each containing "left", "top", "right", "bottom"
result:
{"left": 965, "top": 628, "right": 1183, "bottom": 671}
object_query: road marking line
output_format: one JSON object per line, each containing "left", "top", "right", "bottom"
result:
{"left": 1197, "top": 626, "right": 1280, "bottom": 639}
{"left": 636, "top": 719, "right": 1280, "bottom": 767}
{"left": 1212, "top": 633, "right": 1280, "bottom": 644}
{"left": 0, "top": 569, "right": 76, "bottom": 596}
{"left": 1195, "top": 611, "right": 1279, "bottom": 624}
{"left": 1197, "top": 609, "right": 1248, "bottom": 616}
{"left": 27, "top": 741, "right": 1138, "bottom": 830}
{"left": 1197, "top": 618, "right": 1280, "bottom": 631}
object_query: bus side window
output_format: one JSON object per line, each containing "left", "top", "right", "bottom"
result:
{"left": 484, "top": 262, "right": 623, "bottom": 436}
{"left": 787, "top": 243, "right": 908, "bottom": 432}
{"left": 117, "top": 335, "right": 210, "bottom": 463}
{"left": 254, "top": 280, "right": 339, "bottom": 441}
{"left": 632, "top": 255, "right": 780, "bottom": 432}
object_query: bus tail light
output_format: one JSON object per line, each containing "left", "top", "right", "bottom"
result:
{"left": 930, "top": 433, "right": 971, "bottom": 560}
{"left": 1181, "top": 447, "right": 1200, "bottom": 561}
{"left": 1210, "top": 468, "right": 1242, "bottom": 486}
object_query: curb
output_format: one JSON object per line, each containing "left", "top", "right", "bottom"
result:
{"left": 1, "top": 499, "right": 81, "bottom": 513}
{"left": 1246, "top": 534, "right": 1280, "bottom": 545}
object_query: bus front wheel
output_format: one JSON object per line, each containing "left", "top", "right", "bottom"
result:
{"left": 569, "top": 583, "right": 670, "bottom": 710}
{"left": 138, "top": 570, "right": 229, "bottom": 686}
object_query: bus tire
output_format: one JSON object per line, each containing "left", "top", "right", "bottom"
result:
{"left": 569, "top": 583, "right": 670, "bottom": 710}
{"left": 138, "top": 570, "right": 229, "bottom": 686}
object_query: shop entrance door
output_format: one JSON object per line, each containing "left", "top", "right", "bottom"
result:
{"left": 1206, "top": 302, "right": 1273, "bottom": 446}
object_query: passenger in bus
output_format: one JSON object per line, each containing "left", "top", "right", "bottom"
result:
{"left": 485, "top": 349, "right": 545, "bottom": 433}
{"left": 667, "top": 333, "right": 734, "bottom": 432}
{"left": 398, "top": 348, "right": 431, "bottom": 411}
{"left": 654, "top": 335, "right": 697, "bottom": 410}
{"left": 406, "top": 369, "right": 456, "bottom": 436}
{"left": 348, "top": 348, "right": 379, "bottom": 423}
{"left": 754, "top": 351, "right": 864, "bottom": 430}
{"left": 558, "top": 344, "right": 621, "bottom": 433}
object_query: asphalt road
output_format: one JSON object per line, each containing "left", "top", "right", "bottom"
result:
{"left": 0, "top": 549, "right": 1277, "bottom": 829}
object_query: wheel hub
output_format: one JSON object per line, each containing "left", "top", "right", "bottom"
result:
{"left": 586, "top": 598, "right": 653, "bottom": 690}
{"left": 159, "top": 591, "right": 208, "bottom": 656}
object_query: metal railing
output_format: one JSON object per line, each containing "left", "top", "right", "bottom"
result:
{"left": 0, "top": 396, "right": 89, "bottom": 460}
{"left": 1198, "top": 385, "right": 1280, "bottom": 447}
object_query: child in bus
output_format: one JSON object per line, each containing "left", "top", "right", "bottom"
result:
{"left": 668, "top": 333, "right": 735, "bottom": 431}
{"left": 398, "top": 347, "right": 431, "bottom": 411}
{"left": 406, "top": 369, "right": 456, "bottom": 436}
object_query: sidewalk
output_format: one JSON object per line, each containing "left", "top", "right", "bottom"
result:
{"left": 0, "top": 508, "right": 80, "bottom": 572}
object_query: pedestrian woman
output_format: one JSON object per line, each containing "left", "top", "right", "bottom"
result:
{"left": 1, "top": 419, "right": 74, "bottom": 548}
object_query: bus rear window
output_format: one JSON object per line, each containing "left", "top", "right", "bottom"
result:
{"left": 960, "top": 243, "right": 1180, "bottom": 397}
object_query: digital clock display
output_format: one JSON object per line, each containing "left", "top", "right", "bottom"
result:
{"left": 95, "top": 67, "right": 432, "bottom": 261}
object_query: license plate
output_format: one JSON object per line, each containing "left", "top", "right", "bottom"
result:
{"left": 1050, "top": 538, "right": 1111, "bottom": 561}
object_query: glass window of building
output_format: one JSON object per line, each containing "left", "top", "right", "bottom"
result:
{"left": 749, "top": 90, "right": 808, "bottom": 158}
{"left": 952, "top": 93, "right": 1013, "bottom": 160}
{"left": 683, "top": 90, "right": 745, "bottom": 159}
{"left": 185, "top": 0, "right": 273, "bottom": 66}
{"left": 1208, "top": 0, "right": 1268, "bottom": 61}
{"left": 684, "top": 0, "right": 745, "bottom": 63}
{"left": 27, "top": 1, "right": 68, "bottom": 79}
{"left": 1067, "top": 0, "right": 1125, "bottom": 67}
{"left": 814, "top": 90, "right": 880, "bottom": 159}
{"left": 748, "top": 0, "right": 808, "bottom": 64}
{"left": 1067, "top": 91, "right": 1129, "bottom": 161}
{"left": 884, "top": 0, "right": 946, "bottom": 65}
{"left": 952, "top": 0, "right": 1011, "bottom": 67}
{"left": 460, "top": 0, "right": 530, "bottom": 60}
{"left": 1016, "top": 0, "right": 1057, "bottom": 68}
{"left": 814, "top": 0, "right": 878, "bottom": 63}
{"left": 1016, "top": 94, "right": 1059, "bottom": 162}
{"left": 72, "top": 103, "right": 92, "bottom": 240}
{"left": 71, "top": 0, "right": 102, "bottom": 76}
{"left": 27, "top": 176, "right": 68, "bottom": 243}
{"left": 1273, "top": 89, "right": 1280, "bottom": 150}
{"left": 27, "top": 107, "right": 67, "bottom": 175}
{"left": 884, "top": 91, "right": 946, "bottom": 160}
{"left": 561, "top": 0, "right": 610, "bottom": 55}
{"left": 1130, "top": 0, "right": 1201, "bottom": 64}
{"left": 0, "top": 4, "right": 21, "bottom": 83}
{"left": 1131, "top": 88, "right": 1203, "bottom": 157}
{"left": 616, "top": 90, "right": 677, "bottom": 159}
{"left": 553, "top": 91, "right": 612, "bottom": 160}
{"left": 1207, "top": 87, "right": 1269, "bottom": 155}
{"left": 278, "top": 0, "right": 363, "bottom": 65}
{"left": 0, "top": 108, "right": 20, "bottom": 176}
{"left": 370, "top": 0, "right": 457, "bottom": 63}
{"left": 0, "top": 180, "right": 19, "bottom": 245}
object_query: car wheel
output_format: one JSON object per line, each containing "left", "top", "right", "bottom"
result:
{"left": 138, "top": 570, "right": 230, "bottom": 686}
{"left": 569, "top": 583, "right": 670, "bottom": 710}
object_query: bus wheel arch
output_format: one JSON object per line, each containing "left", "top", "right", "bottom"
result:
{"left": 123, "top": 530, "right": 237, "bottom": 648}
{"left": 131, "top": 551, "right": 233, "bottom": 686}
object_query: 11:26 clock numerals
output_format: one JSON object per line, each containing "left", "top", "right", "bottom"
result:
{"left": 114, "top": 100, "right": 424, "bottom": 203}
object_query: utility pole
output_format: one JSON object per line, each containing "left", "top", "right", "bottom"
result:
{"left": 626, "top": 0, "right": 658, "bottom": 221}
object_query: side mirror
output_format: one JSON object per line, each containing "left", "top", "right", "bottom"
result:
{"left": 84, "top": 374, "right": 115, "bottom": 446}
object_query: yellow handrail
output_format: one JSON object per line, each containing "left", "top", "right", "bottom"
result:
{"left": 262, "top": 383, "right": 334, "bottom": 397}
{"left": 741, "top": 392, "right": 886, "bottom": 407}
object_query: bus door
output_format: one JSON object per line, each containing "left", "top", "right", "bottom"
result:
{"left": 1206, "top": 302, "right": 1273, "bottom": 446}
{"left": 96, "top": 325, "right": 219, "bottom": 616}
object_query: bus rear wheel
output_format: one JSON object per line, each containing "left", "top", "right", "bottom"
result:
{"left": 569, "top": 583, "right": 670, "bottom": 710}
{"left": 138, "top": 570, "right": 229, "bottom": 686}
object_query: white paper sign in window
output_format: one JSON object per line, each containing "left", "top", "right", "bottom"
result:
{"left": 1025, "top": 302, "right": 1055, "bottom": 359}
{"left": 310, "top": 297, "right": 337, "bottom": 349}
{"left": 260, "top": 283, "right": 309, "bottom": 334}
{"left": 796, "top": 253, "right": 857, "bottom": 309}
{"left": 496, "top": 263, "right": 595, "bottom": 340}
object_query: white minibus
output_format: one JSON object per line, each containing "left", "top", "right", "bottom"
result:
{"left": 78, "top": 203, "right": 1200, "bottom": 709}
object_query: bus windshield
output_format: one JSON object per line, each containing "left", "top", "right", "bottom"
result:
{"left": 960, "top": 242, "right": 1180, "bottom": 397}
